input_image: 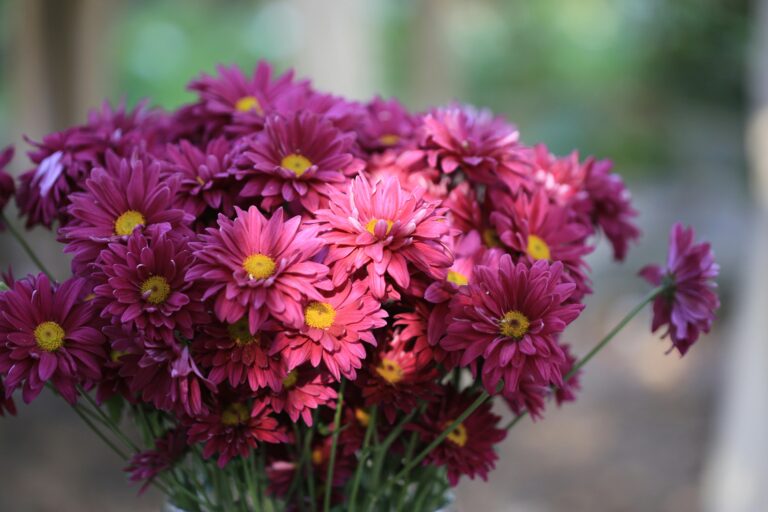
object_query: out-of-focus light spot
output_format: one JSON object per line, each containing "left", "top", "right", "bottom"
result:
{"left": 129, "top": 21, "right": 188, "bottom": 80}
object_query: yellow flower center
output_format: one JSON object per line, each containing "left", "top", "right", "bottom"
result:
{"left": 446, "top": 270, "right": 469, "bottom": 286}
{"left": 221, "top": 403, "right": 250, "bottom": 426}
{"left": 355, "top": 408, "right": 370, "bottom": 427}
{"left": 282, "top": 370, "right": 299, "bottom": 389}
{"left": 235, "top": 95, "right": 264, "bottom": 115}
{"left": 499, "top": 310, "right": 530, "bottom": 339}
{"left": 304, "top": 302, "right": 336, "bottom": 330}
{"left": 34, "top": 321, "right": 65, "bottom": 352}
{"left": 445, "top": 422, "right": 468, "bottom": 447}
{"left": 195, "top": 176, "right": 206, "bottom": 186}
{"left": 114, "top": 210, "right": 146, "bottom": 236}
{"left": 482, "top": 228, "right": 501, "bottom": 248}
{"left": 243, "top": 253, "right": 276, "bottom": 280}
{"left": 366, "top": 218, "right": 394, "bottom": 236}
{"left": 227, "top": 318, "right": 259, "bottom": 346}
{"left": 312, "top": 447, "right": 324, "bottom": 466}
{"left": 280, "top": 154, "right": 313, "bottom": 177}
{"left": 379, "top": 134, "right": 400, "bottom": 146}
{"left": 110, "top": 350, "right": 127, "bottom": 363}
{"left": 140, "top": 276, "right": 171, "bottom": 304}
{"left": 527, "top": 234, "right": 551, "bottom": 261}
{"left": 375, "top": 358, "right": 404, "bottom": 384}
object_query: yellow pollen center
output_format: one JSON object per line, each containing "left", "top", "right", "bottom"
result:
{"left": 499, "top": 310, "right": 530, "bottom": 339}
{"left": 445, "top": 422, "right": 468, "bottom": 447}
{"left": 195, "top": 176, "right": 205, "bottom": 186}
{"left": 34, "top": 321, "right": 65, "bottom": 352}
{"left": 355, "top": 408, "right": 370, "bottom": 427}
{"left": 312, "top": 447, "right": 324, "bottom": 466}
{"left": 243, "top": 254, "right": 276, "bottom": 280}
{"left": 282, "top": 370, "right": 299, "bottom": 389}
{"left": 379, "top": 134, "right": 400, "bottom": 146}
{"left": 446, "top": 270, "right": 469, "bottom": 286}
{"left": 280, "top": 154, "right": 313, "bottom": 177}
{"left": 221, "top": 403, "right": 250, "bottom": 426}
{"left": 304, "top": 302, "right": 336, "bottom": 330}
{"left": 84, "top": 293, "right": 96, "bottom": 302}
{"left": 114, "top": 210, "right": 146, "bottom": 236}
{"left": 110, "top": 350, "right": 127, "bottom": 363}
{"left": 375, "top": 358, "right": 404, "bottom": 385}
{"left": 140, "top": 276, "right": 171, "bottom": 304}
{"left": 235, "top": 95, "right": 264, "bottom": 114}
{"left": 482, "top": 228, "right": 501, "bottom": 248}
{"left": 366, "top": 218, "right": 394, "bottom": 236}
{"left": 227, "top": 319, "right": 259, "bottom": 346}
{"left": 527, "top": 234, "right": 551, "bottom": 261}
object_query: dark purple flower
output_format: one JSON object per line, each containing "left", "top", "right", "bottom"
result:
{"left": 0, "top": 146, "right": 15, "bottom": 230}
{"left": 126, "top": 429, "right": 187, "bottom": 493}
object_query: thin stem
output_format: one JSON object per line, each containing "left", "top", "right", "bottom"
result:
{"left": 324, "top": 379, "right": 345, "bottom": 512}
{"left": 1, "top": 213, "right": 53, "bottom": 279}
{"left": 394, "top": 431, "right": 420, "bottom": 511}
{"left": 348, "top": 406, "right": 377, "bottom": 509}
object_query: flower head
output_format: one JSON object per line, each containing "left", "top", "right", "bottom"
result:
{"left": 268, "top": 366, "right": 337, "bottom": 425}
{"left": 640, "top": 223, "right": 719, "bottom": 355}
{"left": 126, "top": 429, "right": 187, "bottom": 493}
{"left": 359, "top": 97, "right": 418, "bottom": 151}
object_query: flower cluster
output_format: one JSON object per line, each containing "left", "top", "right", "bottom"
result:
{"left": 0, "top": 61, "right": 718, "bottom": 509}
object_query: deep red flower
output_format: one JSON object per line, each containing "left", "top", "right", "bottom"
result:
{"left": 126, "top": 428, "right": 188, "bottom": 493}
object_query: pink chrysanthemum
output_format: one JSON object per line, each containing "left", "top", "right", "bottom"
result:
{"left": 93, "top": 227, "right": 208, "bottom": 344}
{"left": 273, "top": 281, "right": 387, "bottom": 381}
{"left": 441, "top": 255, "right": 584, "bottom": 395}
{"left": 359, "top": 97, "right": 419, "bottom": 151}
{"left": 639, "top": 223, "right": 719, "bottom": 355}
{"left": 186, "top": 206, "right": 329, "bottom": 331}
{"left": 414, "top": 388, "right": 506, "bottom": 486}
{"left": 126, "top": 429, "right": 187, "bottom": 493}
{"left": 0, "top": 274, "right": 105, "bottom": 404}
{"left": 232, "top": 113, "right": 364, "bottom": 211}
{"left": 61, "top": 153, "right": 192, "bottom": 276}
{"left": 367, "top": 149, "right": 449, "bottom": 201}
{"left": 0, "top": 146, "right": 15, "bottom": 230}
{"left": 187, "top": 399, "right": 288, "bottom": 468}
{"left": 315, "top": 175, "right": 453, "bottom": 299}
{"left": 269, "top": 366, "right": 337, "bottom": 426}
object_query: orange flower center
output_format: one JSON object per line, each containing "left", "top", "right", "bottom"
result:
{"left": 444, "top": 421, "right": 468, "bottom": 447}
{"left": 379, "top": 134, "right": 400, "bottom": 146}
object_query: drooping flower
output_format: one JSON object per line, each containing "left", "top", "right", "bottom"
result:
{"left": 268, "top": 366, "right": 337, "bottom": 425}
{"left": 0, "top": 274, "right": 105, "bottom": 404}
{"left": 273, "top": 281, "right": 387, "bottom": 381}
{"left": 186, "top": 206, "right": 329, "bottom": 332}
{"left": 0, "top": 146, "right": 15, "bottom": 230}
{"left": 232, "top": 112, "right": 364, "bottom": 211}
{"left": 60, "top": 152, "right": 192, "bottom": 276}
{"left": 187, "top": 399, "right": 288, "bottom": 467}
{"left": 358, "top": 97, "right": 419, "bottom": 151}
{"left": 414, "top": 388, "right": 506, "bottom": 486}
{"left": 315, "top": 175, "right": 453, "bottom": 299}
{"left": 639, "top": 223, "right": 719, "bottom": 355}
{"left": 93, "top": 227, "right": 208, "bottom": 344}
{"left": 126, "top": 429, "right": 188, "bottom": 493}
{"left": 441, "top": 255, "right": 584, "bottom": 395}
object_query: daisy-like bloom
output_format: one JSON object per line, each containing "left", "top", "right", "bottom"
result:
{"left": 126, "top": 429, "right": 187, "bottom": 493}
{"left": 93, "top": 227, "right": 208, "bottom": 344}
{"left": 272, "top": 281, "right": 387, "bottom": 381}
{"left": 268, "top": 365, "right": 337, "bottom": 425}
{"left": 490, "top": 188, "right": 594, "bottom": 299}
{"left": 187, "top": 399, "right": 288, "bottom": 468}
{"left": 194, "top": 318, "right": 286, "bottom": 392}
{"left": 0, "top": 146, "right": 15, "bottom": 230}
{"left": 163, "top": 137, "right": 236, "bottom": 217}
{"left": 358, "top": 97, "right": 418, "bottom": 151}
{"left": 315, "top": 175, "right": 453, "bottom": 299}
{"left": 186, "top": 206, "right": 329, "bottom": 332}
{"left": 441, "top": 255, "right": 584, "bottom": 395}
{"left": 415, "top": 388, "right": 506, "bottom": 486}
{"left": 420, "top": 104, "right": 521, "bottom": 184}
{"left": 0, "top": 274, "right": 105, "bottom": 404}
{"left": 61, "top": 152, "right": 192, "bottom": 276}
{"left": 639, "top": 223, "right": 719, "bottom": 355}
{"left": 0, "top": 376, "right": 16, "bottom": 416}
{"left": 367, "top": 149, "right": 448, "bottom": 202}
{"left": 232, "top": 113, "right": 364, "bottom": 212}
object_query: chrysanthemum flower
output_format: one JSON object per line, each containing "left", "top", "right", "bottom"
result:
{"left": 126, "top": 428, "right": 187, "bottom": 493}
{"left": 315, "top": 175, "right": 453, "bottom": 299}
{"left": 0, "top": 274, "right": 105, "bottom": 404}
{"left": 94, "top": 227, "right": 208, "bottom": 344}
{"left": 367, "top": 149, "right": 448, "bottom": 202}
{"left": 268, "top": 365, "right": 337, "bottom": 426}
{"left": 194, "top": 318, "right": 286, "bottom": 392}
{"left": 272, "top": 281, "right": 387, "bottom": 381}
{"left": 490, "top": 188, "right": 593, "bottom": 299}
{"left": 414, "top": 388, "right": 506, "bottom": 486}
{"left": 0, "top": 146, "right": 15, "bottom": 230}
{"left": 61, "top": 153, "right": 192, "bottom": 275}
{"left": 640, "top": 223, "right": 719, "bottom": 355}
{"left": 441, "top": 255, "right": 584, "bottom": 395}
{"left": 232, "top": 113, "right": 364, "bottom": 211}
{"left": 186, "top": 206, "right": 329, "bottom": 332}
{"left": 359, "top": 97, "right": 418, "bottom": 151}
{"left": 187, "top": 399, "right": 288, "bottom": 468}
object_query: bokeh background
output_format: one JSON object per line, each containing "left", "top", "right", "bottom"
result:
{"left": 0, "top": 0, "right": 763, "bottom": 511}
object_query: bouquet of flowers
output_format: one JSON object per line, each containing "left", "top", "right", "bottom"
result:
{"left": 0, "top": 62, "right": 720, "bottom": 511}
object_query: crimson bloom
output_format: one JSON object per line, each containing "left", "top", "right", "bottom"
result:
{"left": 126, "top": 429, "right": 187, "bottom": 493}
{"left": 187, "top": 206, "right": 329, "bottom": 332}
{"left": 640, "top": 223, "right": 719, "bottom": 355}
{"left": 269, "top": 366, "right": 337, "bottom": 426}
{"left": 0, "top": 274, "right": 105, "bottom": 404}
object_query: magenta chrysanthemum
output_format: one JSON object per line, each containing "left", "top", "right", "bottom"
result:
{"left": 0, "top": 274, "right": 105, "bottom": 404}
{"left": 639, "top": 223, "right": 720, "bottom": 355}
{"left": 186, "top": 206, "right": 329, "bottom": 331}
{"left": 359, "top": 97, "right": 418, "bottom": 151}
{"left": 315, "top": 175, "right": 453, "bottom": 299}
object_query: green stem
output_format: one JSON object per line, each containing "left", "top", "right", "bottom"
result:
{"left": 1, "top": 212, "right": 53, "bottom": 279}
{"left": 323, "top": 379, "right": 345, "bottom": 512}
{"left": 394, "top": 431, "right": 420, "bottom": 511}
{"left": 348, "top": 406, "right": 377, "bottom": 509}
